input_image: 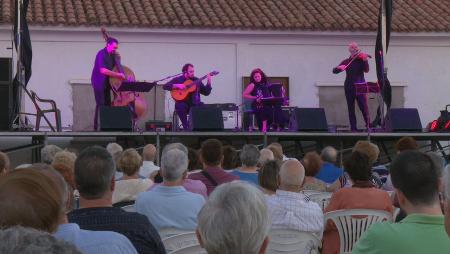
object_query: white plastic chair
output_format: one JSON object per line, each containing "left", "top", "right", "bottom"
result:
{"left": 159, "top": 227, "right": 194, "bottom": 239}
{"left": 303, "top": 191, "right": 333, "bottom": 210}
{"left": 324, "top": 209, "right": 392, "bottom": 254}
{"left": 121, "top": 204, "right": 135, "bottom": 212}
{"left": 169, "top": 244, "right": 207, "bottom": 254}
{"left": 163, "top": 232, "right": 199, "bottom": 253}
{"left": 267, "top": 228, "right": 321, "bottom": 254}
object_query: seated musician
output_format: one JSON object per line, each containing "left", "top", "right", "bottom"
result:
{"left": 163, "top": 63, "right": 212, "bottom": 130}
{"left": 243, "top": 68, "right": 285, "bottom": 132}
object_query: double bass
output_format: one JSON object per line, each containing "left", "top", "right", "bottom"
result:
{"left": 101, "top": 28, "right": 147, "bottom": 119}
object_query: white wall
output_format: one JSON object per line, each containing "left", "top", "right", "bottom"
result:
{"left": 0, "top": 26, "right": 449, "bottom": 128}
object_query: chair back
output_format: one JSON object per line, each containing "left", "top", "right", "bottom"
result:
{"left": 163, "top": 232, "right": 200, "bottom": 253}
{"left": 324, "top": 209, "right": 392, "bottom": 254}
{"left": 303, "top": 191, "right": 332, "bottom": 210}
{"left": 169, "top": 244, "right": 207, "bottom": 254}
{"left": 267, "top": 228, "right": 321, "bottom": 254}
{"left": 121, "top": 204, "right": 135, "bottom": 212}
{"left": 159, "top": 227, "right": 194, "bottom": 239}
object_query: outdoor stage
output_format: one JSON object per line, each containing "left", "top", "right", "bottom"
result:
{"left": 1, "top": 131, "right": 450, "bottom": 165}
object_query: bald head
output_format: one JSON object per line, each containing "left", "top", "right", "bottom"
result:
{"left": 279, "top": 160, "right": 305, "bottom": 190}
{"left": 142, "top": 144, "right": 157, "bottom": 162}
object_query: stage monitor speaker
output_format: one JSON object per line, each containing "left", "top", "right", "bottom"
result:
{"left": 189, "top": 106, "right": 224, "bottom": 131}
{"left": 100, "top": 106, "right": 132, "bottom": 131}
{"left": 385, "top": 108, "right": 422, "bottom": 132}
{"left": 290, "top": 108, "right": 328, "bottom": 132}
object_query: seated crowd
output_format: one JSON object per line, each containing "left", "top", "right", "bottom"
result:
{"left": 0, "top": 136, "right": 449, "bottom": 254}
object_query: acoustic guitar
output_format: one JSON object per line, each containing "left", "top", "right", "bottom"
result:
{"left": 170, "top": 71, "right": 219, "bottom": 101}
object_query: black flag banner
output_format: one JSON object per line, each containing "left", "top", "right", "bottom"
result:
{"left": 12, "top": 0, "right": 32, "bottom": 124}
{"left": 373, "top": 0, "right": 393, "bottom": 127}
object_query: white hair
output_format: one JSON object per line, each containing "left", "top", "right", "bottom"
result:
{"left": 161, "top": 148, "right": 188, "bottom": 181}
{"left": 259, "top": 148, "right": 274, "bottom": 165}
{"left": 279, "top": 159, "right": 305, "bottom": 186}
{"left": 41, "top": 145, "right": 63, "bottom": 164}
{"left": 197, "top": 181, "right": 270, "bottom": 254}
{"left": 106, "top": 143, "right": 123, "bottom": 155}
{"left": 162, "top": 143, "right": 188, "bottom": 156}
{"left": 240, "top": 144, "right": 260, "bottom": 167}
{"left": 444, "top": 165, "right": 450, "bottom": 200}
{"left": 321, "top": 146, "right": 337, "bottom": 163}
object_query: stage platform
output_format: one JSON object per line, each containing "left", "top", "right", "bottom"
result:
{"left": 1, "top": 131, "right": 449, "bottom": 164}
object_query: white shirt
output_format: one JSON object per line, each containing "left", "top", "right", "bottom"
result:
{"left": 139, "top": 161, "right": 160, "bottom": 178}
{"left": 267, "top": 190, "right": 324, "bottom": 238}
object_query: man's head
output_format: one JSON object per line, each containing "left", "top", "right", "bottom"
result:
{"left": 321, "top": 146, "right": 338, "bottom": 164}
{"left": 279, "top": 159, "right": 305, "bottom": 192}
{"left": 161, "top": 148, "right": 188, "bottom": 182}
{"left": 390, "top": 150, "right": 440, "bottom": 212}
{"left": 182, "top": 63, "right": 194, "bottom": 79}
{"left": 106, "top": 142, "right": 123, "bottom": 170}
{"left": 74, "top": 146, "right": 115, "bottom": 200}
{"left": 200, "top": 139, "right": 223, "bottom": 168}
{"left": 443, "top": 165, "right": 450, "bottom": 236}
{"left": 197, "top": 181, "right": 270, "bottom": 254}
{"left": 142, "top": 144, "right": 157, "bottom": 162}
{"left": 240, "top": 144, "right": 260, "bottom": 167}
{"left": 348, "top": 42, "right": 360, "bottom": 56}
{"left": 162, "top": 143, "right": 188, "bottom": 156}
{"left": 395, "top": 136, "right": 418, "bottom": 153}
{"left": 106, "top": 37, "right": 118, "bottom": 54}
{"left": 41, "top": 145, "right": 63, "bottom": 164}
{"left": 0, "top": 169, "right": 63, "bottom": 233}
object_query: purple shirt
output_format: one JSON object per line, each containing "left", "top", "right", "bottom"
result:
{"left": 148, "top": 179, "right": 208, "bottom": 199}
{"left": 188, "top": 167, "right": 239, "bottom": 195}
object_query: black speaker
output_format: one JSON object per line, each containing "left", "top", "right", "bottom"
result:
{"left": 0, "top": 58, "right": 12, "bottom": 130}
{"left": 290, "top": 108, "right": 328, "bottom": 131}
{"left": 189, "top": 106, "right": 224, "bottom": 131}
{"left": 385, "top": 108, "right": 422, "bottom": 132}
{"left": 100, "top": 106, "right": 132, "bottom": 131}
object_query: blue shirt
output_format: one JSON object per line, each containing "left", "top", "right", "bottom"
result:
{"left": 231, "top": 170, "right": 259, "bottom": 185}
{"left": 54, "top": 223, "right": 137, "bottom": 254}
{"left": 315, "top": 162, "right": 343, "bottom": 184}
{"left": 136, "top": 185, "right": 205, "bottom": 230}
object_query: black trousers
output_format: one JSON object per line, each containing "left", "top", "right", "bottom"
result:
{"left": 93, "top": 85, "right": 111, "bottom": 131}
{"left": 345, "top": 85, "right": 369, "bottom": 131}
{"left": 175, "top": 101, "right": 193, "bottom": 130}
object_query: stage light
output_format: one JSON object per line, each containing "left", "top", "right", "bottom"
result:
{"left": 430, "top": 120, "right": 439, "bottom": 132}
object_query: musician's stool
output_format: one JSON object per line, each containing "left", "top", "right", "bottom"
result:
{"left": 242, "top": 99, "right": 257, "bottom": 131}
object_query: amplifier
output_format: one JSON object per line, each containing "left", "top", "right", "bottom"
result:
{"left": 222, "top": 110, "right": 239, "bottom": 130}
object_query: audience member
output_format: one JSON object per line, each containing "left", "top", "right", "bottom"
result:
{"left": 113, "top": 148, "right": 153, "bottom": 204}
{"left": 187, "top": 148, "right": 201, "bottom": 172}
{"left": 139, "top": 144, "right": 160, "bottom": 179}
{"left": 197, "top": 181, "right": 270, "bottom": 254}
{"left": 395, "top": 136, "right": 419, "bottom": 152}
{"left": 0, "top": 226, "right": 81, "bottom": 254}
{"left": 222, "top": 145, "right": 239, "bottom": 170}
{"left": 267, "top": 159, "right": 324, "bottom": 236}
{"left": 52, "top": 163, "right": 76, "bottom": 191}
{"left": 0, "top": 151, "right": 10, "bottom": 175}
{"left": 41, "top": 145, "right": 63, "bottom": 164}
{"left": 267, "top": 142, "right": 285, "bottom": 162}
{"left": 136, "top": 148, "right": 205, "bottom": 230}
{"left": 189, "top": 139, "right": 239, "bottom": 195}
{"left": 106, "top": 142, "right": 124, "bottom": 180}
{"left": 322, "top": 151, "right": 392, "bottom": 254}
{"left": 52, "top": 150, "right": 77, "bottom": 170}
{"left": 302, "top": 151, "right": 327, "bottom": 192}
{"left": 258, "top": 160, "right": 280, "bottom": 195}
{"left": 352, "top": 140, "right": 384, "bottom": 187}
{"left": 68, "top": 146, "right": 165, "bottom": 254}
{"left": 231, "top": 144, "right": 260, "bottom": 185}
{"left": 315, "top": 146, "right": 343, "bottom": 184}
{"left": 258, "top": 148, "right": 274, "bottom": 167}
{"left": 444, "top": 164, "right": 450, "bottom": 237}
{"left": 353, "top": 151, "right": 450, "bottom": 254}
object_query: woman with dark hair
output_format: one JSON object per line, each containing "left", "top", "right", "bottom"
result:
{"left": 258, "top": 160, "right": 280, "bottom": 195}
{"left": 322, "top": 151, "right": 392, "bottom": 254}
{"left": 243, "top": 68, "right": 272, "bottom": 132}
{"left": 302, "top": 152, "right": 327, "bottom": 192}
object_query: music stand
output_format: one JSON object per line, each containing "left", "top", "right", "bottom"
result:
{"left": 260, "top": 97, "right": 284, "bottom": 131}
{"left": 269, "top": 83, "right": 283, "bottom": 97}
{"left": 355, "top": 81, "right": 382, "bottom": 138}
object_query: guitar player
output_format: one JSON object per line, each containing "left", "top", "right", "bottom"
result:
{"left": 163, "top": 63, "right": 212, "bottom": 129}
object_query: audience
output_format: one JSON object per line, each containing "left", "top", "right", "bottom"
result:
{"left": 139, "top": 144, "right": 160, "bottom": 179}
{"left": 41, "top": 145, "right": 63, "bottom": 164}
{"left": 353, "top": 151, "right": 450, "bottom": 253}
{"left": 267, "top": 159, "right": 324, "bottom": 237}
{"left": 136, "top": 148, "right": 205, "bottom": 230}
{"left": 189, "top": 139, "right": 239, "bottom": 195}
{"left": 0, "top": 151, "right": 10, "bottom": 175}
{"left": 222, "top": 145, "right": 239, "bottom": 170}
{"left": 113, "top": 148, "right": 153, "bottom": 204}
{"left": 258, "top": 160, "right": 280, "bottom": 195}
{"left": 231, "top": 144, "right": 260, "bottom": 185}
{"left": 197, "top": 181, "right": 270, "bottom": 254}
{"left": 444, "top": 165, "right": 450, "bottom": 237}
{"left": 322, "top": 151, "right": 392, "bottom": 254}
{"left": 315, "top": 146, "right": 343, "bottom": 184}
{"left": 302, "top": 151, "right": 327, "bottom": 192}
{"left": 0, "top": 226, "right": 81, "bottom": 254}
{"left": 106, "top": 142, "right": 124, "bottom": 180}
{"left": 258, "top": 148, "right": 274, "bottom": 167}
{"left": 67, "top": 146, "right": 165, "bottom": 254}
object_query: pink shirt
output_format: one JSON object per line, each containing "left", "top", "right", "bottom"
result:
{"left": 188, "top": 167, "right": 239, "bottom": 195}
